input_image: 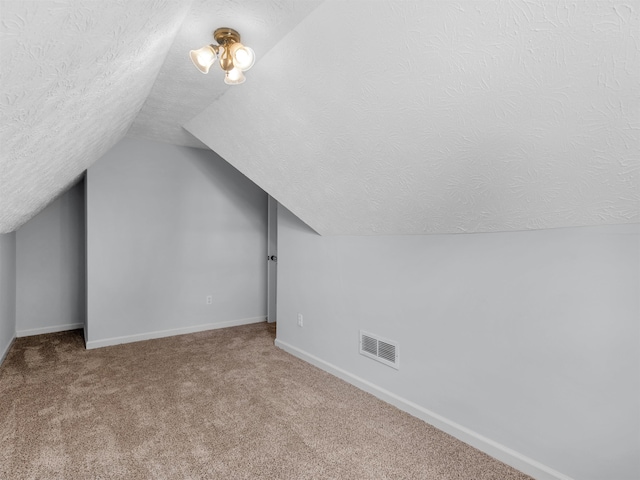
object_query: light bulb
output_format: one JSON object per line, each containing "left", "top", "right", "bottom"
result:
{"left": 230, "top": 43, "right": 255, "bottom": 71}
{"left": 224, "top": 67, "right": 245, "bottom": 85}
{"left": 189, "top": 45, "right": 217, "bottom": 73}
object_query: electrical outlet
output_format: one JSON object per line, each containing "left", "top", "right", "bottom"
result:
{"left": 297, "top": 313, "right": 303, "bottom": 327}
{"left": 206, "top": 295, "right": 213, "bottom": 305}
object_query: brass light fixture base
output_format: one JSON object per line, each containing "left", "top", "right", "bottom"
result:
{"left": 213, "top": 27, "right": 241, "bottom": 45}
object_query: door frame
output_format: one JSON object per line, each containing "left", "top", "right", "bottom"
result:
{"left": 266, "top": 196, "right": 277, "bottom": 323}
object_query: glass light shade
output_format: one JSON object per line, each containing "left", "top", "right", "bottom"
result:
{"left": 224, "top": 67, "right": 246, "bottom": 85}
{"left": 189, "top": 45, "right": 217, "bottom": 73}
{"left": 230, "top": 43, "right": 255, "bottom": 71}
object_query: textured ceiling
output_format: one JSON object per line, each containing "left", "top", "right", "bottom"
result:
{"left": 186, "top": 0, "right": 640, "bottom": 235}
{"left": 1, "top": 0, "right": 639, "bottom": 235}
{"left": 127, "top": 0, "right": 322, "bottom": 149}
{"left": 0, "top": 0, "right": 191, "bottom": 233}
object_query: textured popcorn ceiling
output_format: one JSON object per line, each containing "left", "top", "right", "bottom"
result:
{"left": 0, "top": 0, "right": 191, "bottom": 233}
{"left": 1, "top": 0, "right": 639, "bottom": 235}
{"left": 186, "top": 0, "right": 640, "bottom": 235}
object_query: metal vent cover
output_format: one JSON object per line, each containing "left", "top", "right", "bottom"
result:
{"left": 359, "top": 331, "right": 399, "bottom": 369}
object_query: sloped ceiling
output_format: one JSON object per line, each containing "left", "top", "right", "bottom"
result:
{"left": 0, "top": 0, "right": 192, "bottom": 233}
{"left": 186, "top": 0, "right": 639, "bottom": 235}
{"left": 0, "top": 0, "right": 321, "bottom": 233}
{"left": 1, "top": 0, "right": 639, "bottom": 235}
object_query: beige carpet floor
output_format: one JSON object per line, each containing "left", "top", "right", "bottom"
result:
{"left": 0, "top": 322, "right": 532, "bottom": 479}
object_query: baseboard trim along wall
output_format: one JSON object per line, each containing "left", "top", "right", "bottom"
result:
{"left": 17, "top": 323, "right": 85, "bottom": 338}
{"left": 0, "top": 336, "right": 16, "bottom": 367}
{"left": 86, "top": 316, "right": 266, "bottom": 350}
{"left": 275, "top": 339, "right": 575, "bottom": 480}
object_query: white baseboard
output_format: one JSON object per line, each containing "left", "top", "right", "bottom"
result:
{"left": 17, "top": 323, "right": 84, "bottom": 337}
{"left": 0, "top": 335, "right": 16, "bottom": 367}
{"left": 274, "top": 339, "right": 573, "bottom": 480}
{"left": 86, "top": 316, "right": 266, "bottom": 350}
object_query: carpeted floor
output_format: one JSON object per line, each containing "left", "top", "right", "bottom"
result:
{"left": 0, "top": 322, "right": 532, "bottom": 479}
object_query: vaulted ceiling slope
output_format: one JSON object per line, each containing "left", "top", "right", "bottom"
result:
{"left": 1, "top": 1, "right": 638, "bottom": 236}
{"left": 0, "top": 0, "right": 193, "bottom": 233}
{"left": 186, "top": 0, "right": 640, "bottom": 235}
{"left": 0, "top": 0, "right": 321, "bottom": 233}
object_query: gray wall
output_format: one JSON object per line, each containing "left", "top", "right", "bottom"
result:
{"left": 276, "top": 206, "right": 639, "bottom": 480}
{"left": 16, "top": 180, "right": 86, "bottom": 335}
{"left": 0, "top": 232, "right": 16, "bottom": 364}
{"left": 86, "top": 137, "right": 267, "bottom": 347}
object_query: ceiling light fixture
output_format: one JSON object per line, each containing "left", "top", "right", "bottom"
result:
{"left": 189, "top": 28, "right": 255, "bottom": 85}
